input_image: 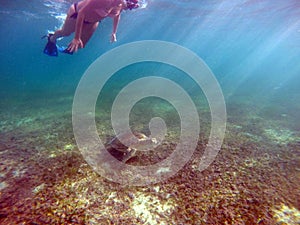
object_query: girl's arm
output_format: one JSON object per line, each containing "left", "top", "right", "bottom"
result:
{"left": 111, "top": 14, "right": 121, "bottom": 42}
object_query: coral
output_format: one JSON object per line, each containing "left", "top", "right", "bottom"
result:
{"left": 131, "top": 191, "right": 176, "bottom": 225}
{"left": 272, "top": 204, "right": 300, "bottom": 225}
{"left": 264, "top": 128, "right": 300, "bottom": 145}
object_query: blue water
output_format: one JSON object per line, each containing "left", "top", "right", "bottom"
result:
{"left": 1, "top": 0, "right": 299, "bottom": 132}
{"left": 1, "top": 0, "right": 299, "bottom": 97}
{"left": 0, "top": 0, "right": 300, "bottom": 224}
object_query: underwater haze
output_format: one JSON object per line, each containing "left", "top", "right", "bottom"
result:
{"left": 0, "top": 0, "right": 300, "bottom": 224}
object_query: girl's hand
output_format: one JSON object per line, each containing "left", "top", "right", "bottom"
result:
{"left": 110, "top": 33, "right": 117, "bottom": 43}
{"left": 67, "top": 38, "right": 83, "bottom": 53}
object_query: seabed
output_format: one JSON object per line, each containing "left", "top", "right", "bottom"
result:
{"left": 0, "top": 94, "right": 299, "bottom": 225}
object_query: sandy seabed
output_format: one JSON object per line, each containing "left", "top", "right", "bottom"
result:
{"left": 0, "top": 95, "right": 299, "bottom": 225}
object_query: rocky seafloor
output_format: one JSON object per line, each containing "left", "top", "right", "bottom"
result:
{"left": 0, "top": 96, "right": 299, "bottom": 225}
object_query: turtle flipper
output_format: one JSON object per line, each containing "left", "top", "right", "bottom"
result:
{"left": 122, "top": 148, "right": 136, "bottom": 163}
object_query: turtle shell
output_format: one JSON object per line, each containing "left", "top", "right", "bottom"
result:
{"left": 107, "top": 131, "right": 148, "bottom": 153}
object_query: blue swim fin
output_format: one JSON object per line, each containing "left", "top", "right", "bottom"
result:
{"left": 42, "top": 34, "right": 58, "bottom": 57}
{"left": 57, "top": 46, "right": 73, "bottom": 55}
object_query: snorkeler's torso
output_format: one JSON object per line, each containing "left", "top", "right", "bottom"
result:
{"left": 79, "top": 0, "right": 123, "bottom": 22}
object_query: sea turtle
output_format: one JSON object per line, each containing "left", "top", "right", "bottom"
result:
{"left": 106, "top": 131, "right": 158, "bottom": 162}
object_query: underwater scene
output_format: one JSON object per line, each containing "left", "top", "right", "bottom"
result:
{"left": 0, "top": 0, "right": 300, "bottom": 224}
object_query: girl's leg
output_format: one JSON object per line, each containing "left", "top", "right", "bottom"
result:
{"left": 81, "top": 22, "right": 100, "bottom": 47}
{"left": 50, "top": 5, "right": 77, "bottom": 42}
